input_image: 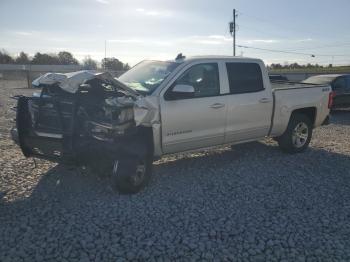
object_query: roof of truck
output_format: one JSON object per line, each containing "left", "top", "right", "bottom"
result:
{"left": 171, "top": 55, "right": 263, "bottom": 63}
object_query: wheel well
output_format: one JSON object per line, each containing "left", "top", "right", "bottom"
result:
{"left": 135, "top": 126, "right": 154, "bottom": 155}
{"left": 292, "top": 107, "right": 316, "bottom": 126}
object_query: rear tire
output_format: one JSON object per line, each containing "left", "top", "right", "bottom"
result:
{"left": 277, "top": 113, "right": 313, "bottom": 154}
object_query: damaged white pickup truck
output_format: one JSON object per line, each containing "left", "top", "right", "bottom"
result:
{"left": 12, "top": 56, "right": 333, "bottom": 193}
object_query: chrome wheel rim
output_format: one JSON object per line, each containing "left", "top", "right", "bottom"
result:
{"left": 292, "top": 122, "right": 309, "bottom": 148}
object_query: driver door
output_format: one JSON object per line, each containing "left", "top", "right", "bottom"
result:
{"left": 160, "top": 63, "right": 227, "bottom": 154}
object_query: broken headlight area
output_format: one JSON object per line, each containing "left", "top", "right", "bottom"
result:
{"left": 13, "top": 71, "right": 140, "bottom": 162}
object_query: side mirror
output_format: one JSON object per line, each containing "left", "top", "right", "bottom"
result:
{"left": 173, "top": 84, "right": 195, "bottom": 93}
{"left": 168, "top": 84, "right": 195, "bottom": 100}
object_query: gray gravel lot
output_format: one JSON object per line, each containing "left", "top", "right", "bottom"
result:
{"left": 1, "top": 80, "right": 350, "bottom": 261}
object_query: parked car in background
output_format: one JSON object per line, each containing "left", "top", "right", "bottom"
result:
{"left": 269, "top": 74, "right": 288, "bottom": 81}
{"left": 303, "top": 74, "right": 350, "bottom": 109}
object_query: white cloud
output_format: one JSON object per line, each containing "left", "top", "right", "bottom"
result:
{"left": 246, "top": 39, "right": 280, "bottom": 44}
{"left": 135, "top": 8, "right": 172, "bottom": 17}
{"left": 208, "top": 35, "right": 232, "bottom": 42}
{"left": 194, "top": 40, "right": 222, "bottom": 45}
{"left": 179, "top": 35, "right": 232, "bottom": 46}
{"left": 14, "top": 31, "right": 38, "bottom": 36}
{"left": 96, "top": 0, "right": 109, "bottom": 4}
{"left": 296, "top": 38, "right": 313, "bottom": 42}
{"left": 108, "top": 38, "right": 143, "bottom": 44}
{"left": 108, "top": 38, "right": 172, "bottom": 46}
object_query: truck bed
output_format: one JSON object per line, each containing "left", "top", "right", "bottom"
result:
{"left": 271, "top": 81, "right": 328, "bottom": 91}
{"left": 269, "top": 81, "right": 331, "bottom": 137}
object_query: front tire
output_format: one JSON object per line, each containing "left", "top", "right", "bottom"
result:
{"left": 111, "top": 155, "right": 152, "bottom": 194}
{"left": 277, "top": 113, "right": 313, "bottom": 154}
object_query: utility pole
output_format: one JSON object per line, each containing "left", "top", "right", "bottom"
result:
{"left": 229, "top": 9, "right": 237, "bottom": 56}
{"left": 104, "top": 40, "right": 107, "bottom": 70}
{"left": 233, "top": 9, "right": 236, "bottom": 56}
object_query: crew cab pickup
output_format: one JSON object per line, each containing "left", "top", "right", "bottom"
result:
{"left": 12, "top": 56, "right": 333, "bottom": 193}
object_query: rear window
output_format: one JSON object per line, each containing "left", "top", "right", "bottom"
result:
{"left": 226, "top": 63, "right": 264, "bottom": 94}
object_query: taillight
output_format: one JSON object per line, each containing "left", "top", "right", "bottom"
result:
{"left": 328, "top": 91, "right": 335, "bottom": 109}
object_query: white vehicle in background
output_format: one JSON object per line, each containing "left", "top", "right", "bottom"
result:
{"left": 13, "top": 55, "right": 333, "bottom": 193}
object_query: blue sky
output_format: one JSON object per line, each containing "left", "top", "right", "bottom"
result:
{"left": 1, "top": 0, "right": 350, "bottom": 65}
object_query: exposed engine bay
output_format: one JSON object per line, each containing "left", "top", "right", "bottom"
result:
{"left": 13, "top": 71, "right": 157, "bottom": 164}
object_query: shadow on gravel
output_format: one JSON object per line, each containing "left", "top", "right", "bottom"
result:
{"left": 2, "top": 140, "right": 350, "bottom": 260}
{"left": 4, "top": 140, "right": 350, "bottom": 202}
{"left": 0, "top": 191, "right": 7, "bottom": 201}
{"left": 331, "top": 109, "right": 350, "bottom": 126}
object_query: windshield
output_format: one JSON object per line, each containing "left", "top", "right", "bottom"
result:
{"left": 118, "top": 60, "right": 180, "bottom": 94}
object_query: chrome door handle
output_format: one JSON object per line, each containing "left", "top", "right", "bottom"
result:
{"left": 259, "top": 98, "right": 272, "bottom": 103}
{"left": 210, "top": 103, "right": 225, "bottom": 109}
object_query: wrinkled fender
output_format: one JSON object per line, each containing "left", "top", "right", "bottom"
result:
{"left": 133, "top": 96, "right": 162, "bottom": 157}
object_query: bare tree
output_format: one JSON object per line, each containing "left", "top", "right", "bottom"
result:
{"left": 82, "top": 56, "right": 97, "bottom": 70}
{"left": 15, "top": 52, "right": 30, "bottom": 64}
{"left": 0, "top": 49, "right": 14, "bottom": 64}
{"left": 101, "top": 57, "right": 124, "bottom": 71}
{"left": 57, "top": 51, "right": 79, "bottom": 65}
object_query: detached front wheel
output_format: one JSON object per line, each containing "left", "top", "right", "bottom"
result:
{"left": 111, "top": 155, "right": 152, "bottom": 194}
{"left": 277, "top": 113, "right": 313, "bottom": 153}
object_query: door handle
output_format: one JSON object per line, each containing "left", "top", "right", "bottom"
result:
{"left": 210, "top": 103, "right": 225, "bottom": 109}
{"left": 259, "top": 98, "right": 272, "bottom": 103}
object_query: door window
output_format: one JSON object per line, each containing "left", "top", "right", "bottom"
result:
{"left": 175, "top": 63, "right": 220, "bottom": 98}
{"left": 226, "top": 63, "right": 264, "bottom": 94}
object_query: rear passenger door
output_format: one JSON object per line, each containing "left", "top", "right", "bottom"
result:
{"left": 224, "top": 62, "right": 273, "bottom": 143}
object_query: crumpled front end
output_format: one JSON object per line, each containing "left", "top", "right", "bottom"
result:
{"left": 12, "top": 71, "right": 159, "bottom": 163}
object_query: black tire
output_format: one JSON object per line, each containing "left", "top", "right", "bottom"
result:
{"left": 277, "top": 113, "right": 313, "bottom": 154}
{"left": 110, "top": 154, "right": 153, "bottom": 194}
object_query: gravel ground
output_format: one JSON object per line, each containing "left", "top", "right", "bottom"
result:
{"left": 1, "top": 79, "right": 350, "bottom": 261}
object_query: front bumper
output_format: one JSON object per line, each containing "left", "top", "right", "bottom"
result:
{"left": 11, "top": 97, "right": 145, "bottom": 164}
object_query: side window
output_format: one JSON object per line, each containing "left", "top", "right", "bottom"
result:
{"left": 333, "top": 77, "right": 346, "bottom": 90}
{"left": 176, "top": 63, "right": 220, "bottom": 98}
{"left": 226, "top": 63, "right": 264, "bottom": 94}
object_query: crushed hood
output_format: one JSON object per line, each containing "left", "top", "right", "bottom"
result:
{"left": 31, "top": 70, "right": 160, "bottom": 128}
{"left": 32, "top": 70, "right": 139, "bottom": 98}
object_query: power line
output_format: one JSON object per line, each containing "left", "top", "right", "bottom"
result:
{"left": 237, "top": 44, "right": 350, "bottom": 57}
{"left": 237, "top": 45, "right": 316, "bottom": 57}
{"left": 231, "top": 11, "right": 350, "bottom": 63}
{"left": 238, "top": 11, "right": 350, "bottom": 53}
{"left": 238, "top": 24, "right": 293, "bottom": 41}
{"left": 238, "top": 11, "right": 311, "bottom": 36}
{"left": 286, "top": 42, "right": 350, "bottom": 51}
